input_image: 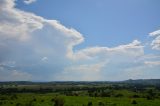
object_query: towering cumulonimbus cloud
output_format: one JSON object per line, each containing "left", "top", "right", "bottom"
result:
{"left": 0, "top": 0, "right": 84, "bottom": 81}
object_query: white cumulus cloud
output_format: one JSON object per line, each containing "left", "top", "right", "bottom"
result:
{"left": 149, "top": 29, "right": 160, "bottom": 50}
{"left": 70, "top": 40, "right": 143, "bottom": 60}
{"left": 0, "top": 0, "right": 159, "bottom": 81}
{"left": 23, "top": 0, "right": 37, "bottom": 4}
{"left": 144, "top": 61, "right": 160, "bottom": 66}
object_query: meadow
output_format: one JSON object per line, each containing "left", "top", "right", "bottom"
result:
{"left": 0, "top": 80, "right": 160, "bottom": 106}
{"left": 1, "top": 93, "right": 160, "bottom": 106}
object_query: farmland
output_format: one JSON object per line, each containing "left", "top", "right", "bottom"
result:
{"left": 0, "top": 79, "right": 160, "bottom": 106}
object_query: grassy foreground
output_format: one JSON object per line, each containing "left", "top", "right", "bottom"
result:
{"left": 1, "top": 80, "right": 160, "bottom": 106}
{"left": 0, "top": 93, "right": 160, "bottom": 106}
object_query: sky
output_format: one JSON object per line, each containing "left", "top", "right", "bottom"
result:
{"left": 0, "top": 0, "right": 160, "bottom": 81}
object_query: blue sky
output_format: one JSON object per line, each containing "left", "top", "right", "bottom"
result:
{"left": 0, "top": 0, "right": 160, "bottom": 81}
{"left": 16, "top": 0, "right": 160, "bottom": 48}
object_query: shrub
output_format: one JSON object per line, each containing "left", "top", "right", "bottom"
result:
{"left": 131, "top": 100, "right": 137, "bottom": 104}
{"left": 132, "top": 94, "right": 140, "bottom": 98}
{"left": 147, "top": 95, "right": 153, "bottom": 100}
{"left": 51, "top": 98, "right": 54, "bottom": 102}
{"left": 0, "top": 97, "right": 7, "bottom": 100}
{"left": 98, "top": 101, "right": 105, "bottom": 106}
{"left": 87, "top": 101, "right": 92, "bottom": 106}
{"left": 10, "top": 94, "right": 18, "bottom": 100}
{"left": 33, "top": 98, "right": 36, "bottom": 101}
{"left": 0, "top": 102, "right": 3, "bottom": 105}
{"left": 146, "top": 89, "right": 156, "bottom": 100}
{"left": 16, "top": 103, "right": 22, "bottom": 106}
{"left": 25, "top": 101, "right": 34, "bottom": 106}
{"left": 54, "top": 97, "right": 65, "bottom": 106}
{"left": 115, "top": 93, "right": 123, "bottom": 97}
{"left": 101, "top": 92, "right": 111, "bottom": 97}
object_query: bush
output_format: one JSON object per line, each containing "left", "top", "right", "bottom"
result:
{"left": 115, "top": 93, "right": 123, "bottom": 97}
{"left": 25, "top": 101, "right": 34, "bottom": 106}
{"left": 101, "top": 92, "right": 111, "bottom": 97}
{"left": 98, "top": 101, "right": 105, "bottom": 106}
{"left": 33, "top": 98, "right": 36, "bottom": 101}
{"left": 131, "top": 100, "right": 137, "bottom": 104}
{"left": 147, "top": 95, "right": 154, "bottom": 100}
{"left": 146, "top": 89, "right": 156, "bottom": 100}
{"left": 54, "top": 97, "right": 65, "bottom": 106}
{"left": 41, "top": 99, "right": 44, "bottom": 102}
{"left": 87, "top": 101, "right": 92, "bottom": 106}
{"left": 16, "top": 103, "right": 22, "bottom": 106}
{"left": 51, "top": 98, "right": 54, "bottom": 102}
{"left": 0, "top": 97, "right": 7, "bottom": 100}
{"left": 0, "top": 102, "right": 3, "bottom": 105}
{"left": 132, "top": 94, "right": 140, "bottom": 98}
{"left": 10, "top": 94, "right": 18, "bottom": 100}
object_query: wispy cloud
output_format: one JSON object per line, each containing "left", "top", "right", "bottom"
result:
{"left": 144, "top": 61, "right": 160, "bottom": 66}
{"left": 23, "top": 0, "right": 37, "bottom": 4}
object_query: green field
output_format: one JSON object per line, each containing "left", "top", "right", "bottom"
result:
{"left": 0, "top": 80, "right": 160, "bottom": 106}
{"left": 0, "top": 92, "right": 160, "bottom": 106}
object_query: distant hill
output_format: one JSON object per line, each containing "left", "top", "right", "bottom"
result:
{"left": 123, "top": 79, "right": 160, "bottom": 85}
{"left": 0, "top": 79, "right": 160, "bottom": 85}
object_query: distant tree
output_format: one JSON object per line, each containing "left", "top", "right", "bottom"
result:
{"left": 54, "top": 97, "right": 65, "bottom": 106}
{"left": 41, "top": 99, "right": 44, "bottom": 102}
{"left": 132, "top": 94, "right": 140, "bottom": 98}
{"left": 87, "top": 101, "right": 92, "bottom": 106}
{"left": 101, "top": 92, "right": 111, "bottom": 97}
{"left": 51, "top": 98, "right": 54, "bottom": 102}
{"left": 98, "top": 101, "right": 105, "bottom": 106}
{"left": 25, "top": 100, "right": 34, "bottom": 106}
{"left": 131, "top": 100, "right": 137, "bottom": 104}
{"left": 0, "top": 102, "right": 3, "bottom": 105}
{"left": 33, "top": 98, "right": 36, "bottom": 101}
{"left": 10, "top": 94, "right": 18, "bottom": 100}
{"left": 16, "top": 103, "right": 22, "bottom": 106}
{"left": 115, "top": 93, "right": 123, "bottom": 97}
{"left": 146, "top": 95, "right": 152, "bottom": 100}
{"left": 94, "top": 92, "right": 98, "bottom": 97}
{"left": 146, "top": 89, "right": 156, "bottom": 100}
